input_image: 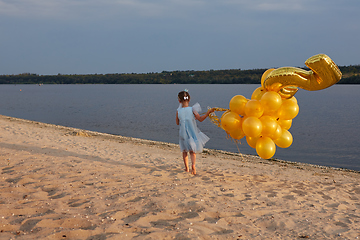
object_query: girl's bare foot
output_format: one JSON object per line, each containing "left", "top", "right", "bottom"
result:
{"left": 183, "top": 152, "right": 190, "bottom": 173}
{"left": 191, "top": 166, "right": 196, "bottom": 175}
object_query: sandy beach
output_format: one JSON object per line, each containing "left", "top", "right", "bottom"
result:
{"left": 1, "top": 115, "right": 359, "bottom": 239}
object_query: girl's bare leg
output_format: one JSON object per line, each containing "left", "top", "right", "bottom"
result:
{"left": 190, "top": 151, "right": 196, "bottom": 175}
{"left": 183, "top": 151, "right": 189, "bottom": 172}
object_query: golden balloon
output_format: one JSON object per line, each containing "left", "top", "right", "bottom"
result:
{"left": 229, "top": 127, "right": 245, "bottom": 140}
{"left": 251, "top": 87, "right": 266, "bottom": 100}
{"left": 277, "top": 99, "right": 299, "bottom": 120}
{"left": 270, "top": 124, "right": 283, "bottom": 140}
{"left": 208, "top": 107, "right": 229, "bottom": 129}
{"left": 288, "top": 96, "right": 298, "bottom": 104}
{"left": 220, "top": 111, "right": 242, "bottom": 132}
{"left": 244, "top": 100, "right": 264, "bottom": 118}
{"left": 260, "top": 91, "right": 282, "bottom": 114}
{"left": 261, "top": 68, "right": 275, "bottom": 87}
{"left": 260, "top": 115, "right": 278, "bottom": 137}
{"left": 229, "top": 95, "right": 248, "bottom": 116}
{"left": 246, "top": 136, "right": 259, "bottom": 149}
{"left": 277, "top": 119, "right": 292, "bottom": 130}
{"left": 242, "top": 116, "right": 262, "bottom": 138}
{"left": 274, "top": 129, "right": 293, "bottom": 148}
{"left": 256, "top": 137, "right": 276, "bottom": 159}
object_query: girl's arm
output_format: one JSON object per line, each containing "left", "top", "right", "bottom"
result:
{"left": 194, "top": 108, "right": 215, "bottom": 122}
{"left": 176, "top": 111, "right": 179, "bottom": 125}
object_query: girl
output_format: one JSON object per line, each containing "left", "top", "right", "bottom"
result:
{"left": 176, "top": 90, "right": 214, "bottom": 175}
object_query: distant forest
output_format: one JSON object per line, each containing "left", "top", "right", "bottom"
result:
{"left": 1, "top": 65, "right": 359, "bottom": 84}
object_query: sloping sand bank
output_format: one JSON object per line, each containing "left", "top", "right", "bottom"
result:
{"left": 1, "top": 115, "right": 359, "bottom": 239}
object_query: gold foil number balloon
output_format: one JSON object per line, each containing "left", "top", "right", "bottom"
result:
{"left": 262, "top": 54, "right": 342, "bottom": 99}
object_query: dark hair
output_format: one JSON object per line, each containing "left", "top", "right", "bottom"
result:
{"left": 178, "top": 91, "right": 190, "bottom": 102}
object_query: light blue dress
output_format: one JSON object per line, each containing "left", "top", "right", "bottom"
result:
{"left": 177, "top": 103, "right": 210, "bottom": 153}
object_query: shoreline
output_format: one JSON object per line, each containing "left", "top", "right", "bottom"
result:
{"left": 1, "top": 114, "right": 360, "bottom": 239}
{"left": 2, "top": 114, "right": 359, "bottom": 174}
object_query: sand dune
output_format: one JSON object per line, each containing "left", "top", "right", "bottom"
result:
{"left": 0, "top": 115, "right": 359, "bottom": 239}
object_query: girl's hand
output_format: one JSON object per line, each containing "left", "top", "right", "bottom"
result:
{"left": 195, "top": 108, "right": 215, "bottom": 122}
{"left": 208, "top": 108, "right": 215, "bottom": 114}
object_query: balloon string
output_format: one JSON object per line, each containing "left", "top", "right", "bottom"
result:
{"left": 228, "top": 134, "right": 245, "bottom": 161}
{"left": 206, "top": 107, "right": 229, "bottom": 128}
{"left": 205, "top": 107, "right": 245, "bottom": 161}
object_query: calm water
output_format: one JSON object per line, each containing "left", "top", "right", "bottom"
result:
{"left": 1, "top": 84, "right": 359, "bottom": 171}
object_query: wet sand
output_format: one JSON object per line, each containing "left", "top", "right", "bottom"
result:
{"left": 0, "top": 115, "right": 359, "bottom": 239}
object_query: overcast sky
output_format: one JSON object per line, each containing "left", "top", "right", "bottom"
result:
{"left": 1, "top": 0, "right": 359, "bottom": 75}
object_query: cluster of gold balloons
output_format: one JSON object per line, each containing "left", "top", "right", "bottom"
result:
{"left": 210, "top": 54, "right": 342, "bottom": 159}
{"left": 220, "top": 88, "right": 298, "bottom": 159}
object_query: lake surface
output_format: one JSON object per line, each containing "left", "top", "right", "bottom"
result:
{"left": 1, "top": 84, "right": 359, "bottom": 171}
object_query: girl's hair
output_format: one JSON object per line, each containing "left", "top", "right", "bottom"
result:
{"left": 178, "top": 91, "right": 190, "bottom": 102}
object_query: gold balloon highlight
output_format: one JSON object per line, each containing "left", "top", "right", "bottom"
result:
{"left": 207, "top": 53, "right": 342, "bottom": 160}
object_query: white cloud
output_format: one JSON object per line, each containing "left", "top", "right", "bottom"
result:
{"left": 0, "top": 0, "right": 111, "bottom": 19}
{"left": 255, "top": 2, "right": 305, "bottom": 11}
{"left": 221, "top": 0, "right": 319, "bottom": 12}
{"left": 0, "top": 0, "right": 78, "bottom": 18}
{"left": 0, "top": 0, "right": 356, "bottom": 20}
{"left": 0, "top": 0, "right": 206, "bottom": 20}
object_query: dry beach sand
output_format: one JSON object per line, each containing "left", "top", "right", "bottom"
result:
{"left": 0, "top": 114, "right": 359, "bottom": 240}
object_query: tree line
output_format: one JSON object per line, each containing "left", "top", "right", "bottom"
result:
{"left": 1, "top": 65, "right": 359, "bottom": 84}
